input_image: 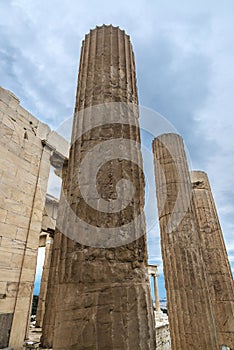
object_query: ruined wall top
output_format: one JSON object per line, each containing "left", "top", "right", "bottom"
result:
{"left": 0, "top": 86, "right": 69, "bottom": 160}
{"left": 190, "top": 170, "right": 210, "bottom": 190}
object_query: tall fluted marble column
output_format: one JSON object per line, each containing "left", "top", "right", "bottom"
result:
{"left": 152, "top": 133, "right": 219, "bottom": 350}
{"left": 52, "top": 25, "right": 155, "bottom": 350}
{"left": 40, "top": 161, "right": 68, "bottom": 348}
{"left": 153, "top": 271, "right": 160, "bottom": 313}
{"left": 36, "top": 234, "right": 54, "bottom": 328}
{"left": 148, "top": 265, "right": 160, "bottom": 312}
{"left": 191, "top": 171, "right": 234, "bottom": 349}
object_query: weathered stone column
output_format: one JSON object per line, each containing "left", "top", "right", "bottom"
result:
{"left": 52, "top": 25, "right": 155, "bottom": 350}
{"left": 191, "top": 171, "right": 234, "bottom": 349}
{"left": 153, "top": 272, "right": 160, "bottom": 313}
{"left": 36, "top": 233, "right": 53, "bottom": 328}
{"left": 40, "top": 231, "right": 63, "bottom": 347}
{"left": 152, "top": 133, "right": 219, "bottom": 350}
{"left": 148, "top": 265, "right": 160, "bottom": 312}
{"left": 40, "top": 161, "right": 68, "bottom": 348}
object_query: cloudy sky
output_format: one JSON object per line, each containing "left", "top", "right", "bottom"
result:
{"left": 1, "top": 0, "right": 234, "bottom": 297}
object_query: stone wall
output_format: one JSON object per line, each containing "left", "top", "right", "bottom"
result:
{"left": 156, "top": 324, "right": 171, "bottom": 350}
{"left": 41, "top": 195, "right": 59, "bottom": 234}
{"left": 155, "top": 310, "right": 171, "bottom": 350}
{"left": 0, "top": 86, "right": 68, "bottom": 350}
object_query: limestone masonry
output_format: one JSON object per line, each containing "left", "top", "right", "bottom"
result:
{"left": 0, "top": 86, "right": 68, "bottom": 349}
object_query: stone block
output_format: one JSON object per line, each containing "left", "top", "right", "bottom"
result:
{"left": 22, "top": 254, "right": 37, "bottom": 269}
{"left": 17, "top": 282, "right": 33, "bottom": 298}
{"left": 1, "top": 115, "right": 17, "bottom": 132}
{"left": 11, "top": 253, "right": 23, "bottom": 269}
{"left": 0, "top": 297, "right": 15, "bottom": 313}
{"left": 0, "top": 183, "right": 12, "bottom": 200}
{"left": 15, "top": 227, "right": 28, "bottom": 242}
{"left": 9, "top": 299, "right": 31, "bottom": 349}
{"left": 20, "top": 268, "right": 36, "bottom": 283}
{"left": 0, "top": 282, "right": 7, "bottom": 295}
{"left": 0, "top": 209, "right": 8, "bottom": 223}
{"left": 10, "top": 189, "right": 33, "bottom": 208}
{"left": 0, "top": 313, "right": 13, "bottom": 348}
{"left": 6, "top": 282, "right": 18, "bottom": 298}
{"left": 5, "top": 212, "right": 30, "bottom": 229}
{"left": 0, "top": 251, "right": 12, "bottom": 267}
{"left": 29, "top": 220, "right": 42, "bottom": 234}
{"left": 0, "top": 237, "right": 12, "bottom": 249}
{"left": 46, "top": 130, "right": 69, "bottom": 158}
{"left": 0, "top": 86, "right": 19, "bottom": 105}
{"left": 0, "top": 269, "right": 20, "bottom": 283}
{"left": 37, "top": 121, "right": 51, "bottom": 140}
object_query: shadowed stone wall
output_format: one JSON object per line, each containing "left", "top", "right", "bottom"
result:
{"left": 0, "top": 86, "right": 68, "bottom": 350}
{"left": 0, "top": 87, "right": 51, "bottom": 349}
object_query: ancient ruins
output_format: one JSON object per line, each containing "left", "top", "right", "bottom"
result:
{"left": 0, "top": 24, "right": 233, "bottom": 350}
{"left": 153, "top": 134, "right": 219, "bottom": 349}
{"left": 191, "top": 171, "right": 234, "bottom": 349}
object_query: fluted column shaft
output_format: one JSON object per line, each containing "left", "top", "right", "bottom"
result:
{"left": 36, "top": 234, "right": 54, "bottom": 328}
{"left": 52, "top": 25, "right": 155, "bottom": 350}
{"left": 152, "top": 133, "right": 219, "bottom": 350}
{"left": 191, "top": 171, "right": 234, "bottom": 349}
{"left": 153, "top": 273, "right": 160, "bottom": 312}
{"left": 40, "top": 162, "right": 68, "bottom": 348}
{"left": 40, "top": 232, "right": 62, "bottom": 347}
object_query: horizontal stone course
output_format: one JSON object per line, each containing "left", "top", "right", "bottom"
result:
{"left": 0, "top": 85, "right": 69, "bottom": 349}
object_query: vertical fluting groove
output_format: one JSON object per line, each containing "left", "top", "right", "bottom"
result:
{"left": 191, "top": 171, "right": 234, "bottom": 349}
{"left": 50, "top": 25, "right": 155, "bottom": 350}
{"left": 81, "top": 28, "right": 98, "bottom": 224}
{"left": 125, "top": 35, "right": 132, "bottom": 103}
{"left": 70, "top": 34, "right": 90, "bottom": 178}
{"left": 73, "top": 29, "right": 95, "bottom": 227}
{"left": 116, "top": 28, "right": 121, "bottom": 101}
{"left": 106, "top": 26, "right": 114, "bottom": 227}
{"left": 130, "top": 40, "right": 138, "bottom": 104}
{"left": 105, "top": 27, "right": 116, "bottom": 348}
{"left": 71, "top": 43, "right": 83, "bottom": 146}
{"left": 124, "top": 33, "right": 137, "bottom": 241}
{"left": 129, "top": 38, "right": 137, "bottom": 104}
{"left": 152, "top": 133, "right": 219, "bottom": 350}
{"left": 136, "top": 284, "right": 142, "bottom": 348}
{"left": 118, "top": 29, "right": 131, "bottom": 233}
{"left": 207, "top": 182, "right": 233, "bottom": 277}
{"left": 110, "top": 26, "right": 113, "bottom": 102}
{"left": 41, "top": 233, "right": 63, "bottom": 346}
